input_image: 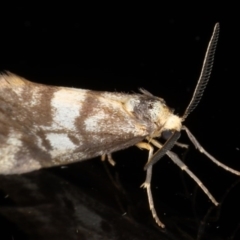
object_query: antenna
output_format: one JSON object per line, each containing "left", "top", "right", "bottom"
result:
{"left": 182, "top": 23, "right": 220, "bottom": 121}
{"left": 144, "top": 23, "right": 219, "bottom": 170}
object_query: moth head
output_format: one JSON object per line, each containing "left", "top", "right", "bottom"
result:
{"left": 162, "top": 114, "right": 182, "bottom": 132}
{"left": 149, "top": 101, "right": 182, "bottom": 138}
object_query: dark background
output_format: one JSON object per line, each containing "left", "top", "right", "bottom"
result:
{"left": 0, "top": 3, "right": 240, "bottom": 240}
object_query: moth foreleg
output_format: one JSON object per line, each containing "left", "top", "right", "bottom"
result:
{"left": 101, "top": 154, "right": 116, "bottom": 166}
{"left": 136, "top": 142, "right": 165, "bottom": 228}
{"left": 149, "top": 138, "right": 219, "bottom": 206}
{"left": 175, "top": 142, "right": 189, "bottom": 149}
{"left": 182, "top": 126, "right": 240, "bottom": 176}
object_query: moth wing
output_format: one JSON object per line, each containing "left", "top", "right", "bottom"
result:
{"left": 0, "top": 73, "right": 149, "bottom": 174}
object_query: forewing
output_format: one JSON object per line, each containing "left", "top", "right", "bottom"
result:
{"left": 0, "top": 73, "right": 148, "bottom": 174}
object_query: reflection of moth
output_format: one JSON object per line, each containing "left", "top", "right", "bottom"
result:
{"left": 0, "top": 23, "right": 239, "bottom": 228}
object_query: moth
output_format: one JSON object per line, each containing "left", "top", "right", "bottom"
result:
{"left": 0, "top": 23, "right": 239, "bottom": 228}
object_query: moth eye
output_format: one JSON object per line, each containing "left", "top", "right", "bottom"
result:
{"left": 162, "top": 130, "right": 173, "bottom": 140}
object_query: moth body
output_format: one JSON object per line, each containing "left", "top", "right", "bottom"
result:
{"left": 0, "top": 73, "right": 180, "bottom": 174}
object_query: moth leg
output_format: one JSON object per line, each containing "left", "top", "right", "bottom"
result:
{"left": 136, "top": 142, "right": 165, "bottom": 228}
{"left": 101, "top": 154, "right": 116, "bottom": 166}
{"left": 175, "top": 142, "right": 188, "bottom": 149}
{"left": 149, "top": 138, "right": 219, "bottom": 206}
{"left": 182, "top": 125, "right": 240, "bottom": 176}
{"left": 148, "top": 136, "right": 188, "bottom": 149}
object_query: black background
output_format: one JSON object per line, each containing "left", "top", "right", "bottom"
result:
{"left": 0, "top": 3, "right": 240, "bottom": 240}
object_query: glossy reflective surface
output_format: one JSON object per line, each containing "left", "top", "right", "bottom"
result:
{"left": 0, "top": 6, "right": 240, "bottom": 239}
